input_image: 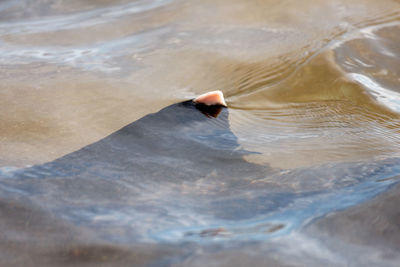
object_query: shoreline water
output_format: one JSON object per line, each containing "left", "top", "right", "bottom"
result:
{"left": 0, "top": 0, "right": 400, "bottom": 266}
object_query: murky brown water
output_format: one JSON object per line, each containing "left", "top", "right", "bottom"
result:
{"left": 1, "top": 0, "right": 400, "bottom": 266}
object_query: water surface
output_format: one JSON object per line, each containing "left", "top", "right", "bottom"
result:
{"left": 1, "top": 0, "right": 400, "bottom": 266}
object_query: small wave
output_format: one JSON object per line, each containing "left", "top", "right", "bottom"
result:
{"left": 0, "top": 0, "right": 173, "bottom": 34}
{"left": 0, "top": 26, "right": 171, "bottom": 72}
{"left": 349, "top": 73, "right": 400, "bottom": 113}
{"left": 225, "top": 12, "right": 400, "bottom": 104}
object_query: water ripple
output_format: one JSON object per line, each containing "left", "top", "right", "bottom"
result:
{"left": 0, "top": 0, "right": 173, "bottom": 34}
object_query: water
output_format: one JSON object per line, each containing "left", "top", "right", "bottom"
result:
{"left": 0, "top": 0, "right": 400, "bottom": 266}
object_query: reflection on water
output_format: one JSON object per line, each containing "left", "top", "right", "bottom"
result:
{"left": 1, "top": 0, "right": 400, "bottom": 266}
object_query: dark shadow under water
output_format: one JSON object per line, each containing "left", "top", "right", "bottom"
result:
{"left": 0, "top": 100, "right": 400, "bottom": 266}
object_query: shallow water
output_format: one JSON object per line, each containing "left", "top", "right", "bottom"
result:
{"left": 1, "top": 0, "right": 400, "bottom": 266}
